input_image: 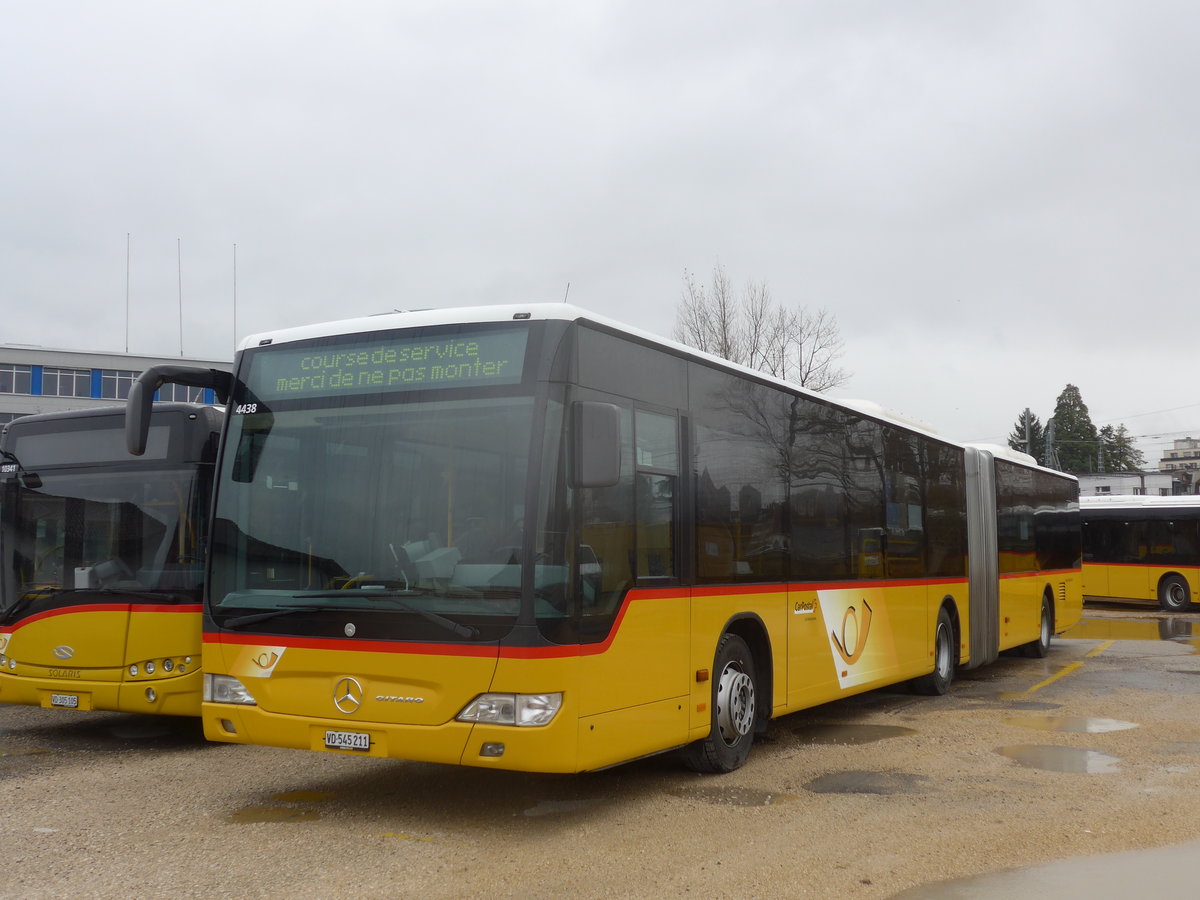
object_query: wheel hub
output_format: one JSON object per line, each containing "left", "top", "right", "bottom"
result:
{"left": 716, "top": 663, "right": 755, "bottom": 744}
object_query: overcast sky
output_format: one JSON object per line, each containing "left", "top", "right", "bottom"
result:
{"left": 3, "top": 1, "right": 1197, "bottom": 462}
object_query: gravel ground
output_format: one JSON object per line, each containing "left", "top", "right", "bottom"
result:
{"left": 3, "top": 611, "right": 1200, "bottom": 899}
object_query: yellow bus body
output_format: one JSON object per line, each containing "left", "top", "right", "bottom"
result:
{"left": 1083, "top": 562, "right": 1200, "bottom": 606}
{"left": 0, "top": 604, "right": 203, "bottom": 716}
{"left": 1001, "top": 569, "right": 1082, "bottom": 648}
{"left": 202, "top": 571, "right": 1081, "bottom": 773}
{"left": 156, "top": 306, "right": 1082, "bottom": 773}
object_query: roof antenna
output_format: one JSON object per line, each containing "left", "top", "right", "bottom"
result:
{"left": 563, "top": 282, "right": 570, "bottom": 303}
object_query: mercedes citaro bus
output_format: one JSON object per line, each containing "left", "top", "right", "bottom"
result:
{"left": 126, "top": 305, "right": 1081, "bottom": 772}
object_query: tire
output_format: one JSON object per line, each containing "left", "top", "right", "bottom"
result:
{"left": 1021, "top": 596, "right": 1053, "bottom": 658}
{"left": 911, "top": 607, "right": 955, "bottom": 696}
{"left": 1159, "top": 574, "right": 1192, "bottom": 612}
{"left": 683, "top": 633, "right": 757, "bottom": 773}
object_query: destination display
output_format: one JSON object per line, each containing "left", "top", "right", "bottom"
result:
{"left": 248, "top": 325, "right": 529, "bottom": 401}
{"left": 12, "top": 424, "right": 170, "bottom": 465}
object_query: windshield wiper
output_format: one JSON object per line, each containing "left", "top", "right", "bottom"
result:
{"left": 223, "top": 604, "right": 323, "bottom": 629}
{"left": 92, "top": 588, "right": 186, "bottom": 603}
{"left": 293, "top": 591, "right": 481, "bottom": 640}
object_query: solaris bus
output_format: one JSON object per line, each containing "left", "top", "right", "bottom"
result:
{"left": 0, "top": 403, "right": 221, "bottom": 715}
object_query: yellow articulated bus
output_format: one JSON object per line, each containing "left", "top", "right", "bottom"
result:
{"left": 0, "top": 403, "right": 222, "bottom": 715}
{"left": 1081, "top": 495, "right": 1200, "bottom": 611}
{"left": 126, "top": 305, "right": 1081, "bottom": 773}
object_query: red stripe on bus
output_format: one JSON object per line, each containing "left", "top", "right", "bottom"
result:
{"left": 204, "top": 630, "right": 499, "bottom": 658}
{"left": 5, "top": 603, "right": 202, "bottom": 630}
{"left": 203, "top": 576, "right": 986, "bottom": 660}
{"left": 1088, "top": 562, "right": 1200, "bottom": 571}
{"left": 999, "top": 568, "right": 1080, "bottom": 580}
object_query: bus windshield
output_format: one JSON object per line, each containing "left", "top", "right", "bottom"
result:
{"left": 209, "top": 392, "right": 551, "bottom": 642}
{"left": 1, "top": 465, "right": 209, "bottom": 619}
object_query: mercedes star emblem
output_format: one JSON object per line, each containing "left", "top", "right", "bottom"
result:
{"left": 333, "top": 676, "right": 363, "bottom": 714}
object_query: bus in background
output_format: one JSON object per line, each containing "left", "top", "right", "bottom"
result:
{"left": 0, "top": 403, "right": 222, "bottom": 715}
{"left": 128, "top": 305, "right": 1081, "bottom": 774}
{"left": 1080, "top": 495, "right": 1200, "bottom": 611}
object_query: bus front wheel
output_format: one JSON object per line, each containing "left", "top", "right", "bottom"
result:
{"left": 683, "top": 633, "right": 757, "bottom": 773}
{"left": 1159, "top": 575, "right": 1192, "bottom": 612}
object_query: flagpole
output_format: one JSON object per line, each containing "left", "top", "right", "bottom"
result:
{"left": 125, "top": 233, "right": 131, "bottom": 353}
{"left": 177, "top": 237, "right": 184, "bottom": 356}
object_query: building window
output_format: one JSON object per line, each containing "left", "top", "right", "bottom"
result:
{"left": 156, "top": 382, "right": 206, "bottom": 403}
{"left": 1094, "top": 486, "right": 1111, "bottom": 494}
{"left": 101, "top": 369, "right": 138, "bottom": 400}
{"left": 0, "top": 412, "right": 19, "bottom": 424}
{"left": 1132, "top": 488, "right": 1145, "bottom": 495}
{"left": 42, "top": 367, "right": 92, "bottom": 398}
{"left": 0, "top": 364, "right": 32, "bottom": 395}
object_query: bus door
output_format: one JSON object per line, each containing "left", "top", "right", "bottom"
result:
{"left": 1080, "top": 516, "right": 1110, "bottom": 597}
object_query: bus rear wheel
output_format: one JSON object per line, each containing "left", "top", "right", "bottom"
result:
{"left": 683, "top": 633, "right": 757, "bottom": 773}
{"left": 1021, "top": 596, "right": 1053, "bottom": 658}
{"left": 1159, "top": 575, "right": 1192, "bottom": 612}
{"left": 911, "top": 607, "right": 955, "bottom": 696}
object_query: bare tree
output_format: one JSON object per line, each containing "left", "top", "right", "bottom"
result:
{"left": 674, "top": 264, "right": 849, "bottom": 392}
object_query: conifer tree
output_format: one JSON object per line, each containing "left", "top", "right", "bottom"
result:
{"left": 1048, "top": 384, "right": 1099, "bottom": 473}
{"left": 1098, "top": 424, "right": 1145, "bottom": 471}
{"left": 1007, "top": 410, "right": 1045, "bottom": 462}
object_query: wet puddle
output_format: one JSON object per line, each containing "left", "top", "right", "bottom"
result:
{"left": 792, "top": 723, "right": 917, "bottom": 745}
{"left": 1005, "top": 715, "right": 1139, "bottom": 734}
{"left": 1064, "top": 615, "right": 1200, "bottom": 649}
{"left": 1001, "top": 700, "right": 1064, "bottom": 710}
{"left": 228, "top": 806, "right": 322, "bottom": 824}
{"left": 998, "top": 745, "right": 1120, "bottom": 773}
{"left": 669, "top": 786, "right": 799, "bottom": 807}
{"left": 227, "top": 789, "right": 333, "bottom": 824}
{"left": 804, "top": 770, "right": 931, "bottom": 795}
{"left": 896, "top": 838, "right": 1200, "bottom": 898}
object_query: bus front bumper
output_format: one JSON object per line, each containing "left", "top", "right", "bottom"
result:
{"left": 202, "top": 702, "right": 583, "bottom": 773}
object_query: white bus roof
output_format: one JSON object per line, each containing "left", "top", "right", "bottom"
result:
{"left": 237, "top": 302, "right": 1066, "bottom": 476}
{"left": 1080, "top": 494, "right": 1200, "bottom": 510}
{"left": 963, "top": 442, "right": 1041, "bottom": 468}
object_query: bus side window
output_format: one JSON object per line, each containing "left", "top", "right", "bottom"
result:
{"left": 634, "top": 409, "right": 677, "bottom": 579}
{"left": 578, "top": 405, "right": 634, "bottom": 613}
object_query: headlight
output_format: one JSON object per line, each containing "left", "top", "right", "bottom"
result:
{"left": 456, "top": 692, "right": 562, "bottom": 727}
{"left": 204, "top": 673, "right": 257, "bottom": 705}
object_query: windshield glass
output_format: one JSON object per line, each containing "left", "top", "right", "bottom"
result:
{"left": 1, "top": 466, "right": 209, "bottom": 617}
{"left": 209, "top": 392, "right": 547, "bottom": 642}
